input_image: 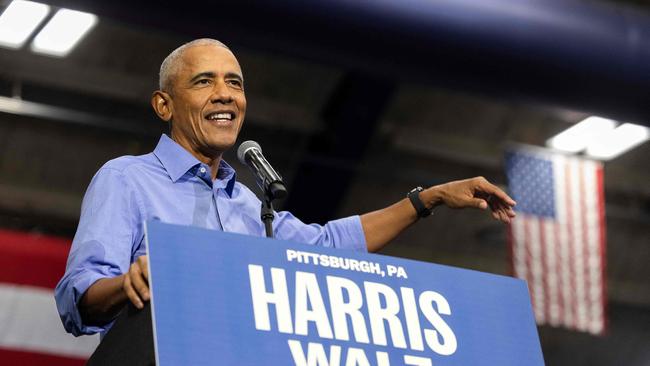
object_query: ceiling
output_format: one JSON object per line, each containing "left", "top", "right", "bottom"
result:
{"left": 0, "top": 0, "right": 648, "bottom": 364}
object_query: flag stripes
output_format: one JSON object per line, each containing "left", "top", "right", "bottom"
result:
{"left": 0, "top": 284, "right": 98, "bottom": 358}
{"left": 0, "top": 230, "right": 99, "bottom": 364}
{"left": 506, "top": 148, "right": 607, "bottom": 335}
{"left": 0, "top": 347, "right": 86, "bottom": 366}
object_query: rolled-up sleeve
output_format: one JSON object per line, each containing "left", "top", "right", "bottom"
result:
{"left": 274, "top": 211, "right": 367, "bottom": 252}
{"left": 54, "top": 166, "right": 143, "bottom": 336}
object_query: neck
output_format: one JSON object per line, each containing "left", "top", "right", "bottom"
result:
{"left": 204, "top": 156, "right": 222, "bottom": 181}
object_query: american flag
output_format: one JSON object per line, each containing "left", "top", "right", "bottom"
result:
{"left": 505, "top": 146, "right": 607, "bottom": 335}
{"left": 0, "top": 230, "right": 98, "bottom": 365}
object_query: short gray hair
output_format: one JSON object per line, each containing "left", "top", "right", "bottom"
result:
{"left": 158, "top": 38, "right": 230, "bottom": 92}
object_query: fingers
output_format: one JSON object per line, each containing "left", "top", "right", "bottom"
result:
{"left": 130, "top": 263, "right": 150, "bottom": 302}
{"left": 470, "top": 177, "right": 517, "bottom": 224}
{"left": 471, "top": 196, "right": 512, "bottom": 224}
{"left": 432, "top": 176, "right": 517, "bottom": 224}
{"left": 498, "top": 208, "right": 510, "bottom": 223}
{"left": 497, "top": 205, "right": 515, "bottom": 223}
{"left": 489, "top": 198, "right": 515, "bottom": 223}
{"left": 136, "top": 256, "right": 149, "bottom": 280}
{"left": 471, "top": 198, "right": 488, "bottom": 210}
{"left": 477, "top": 185, "right": 515, "bottom": 224}
{"left": 123, "top": 274, "right": 144, "bottom": 309}
{"left": 474, "top": 177, "right": 516, "bottom": 207}
{"left": 123, "top": 256, "right": 150, "bottom": 309}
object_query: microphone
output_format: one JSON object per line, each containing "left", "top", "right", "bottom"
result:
{"left": 237, "top": 140, "right": 288, "bottom": 200}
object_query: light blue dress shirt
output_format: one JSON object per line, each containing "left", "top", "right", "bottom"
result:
{"left": 55, "top": 134, "right": 367, "bottom": 336}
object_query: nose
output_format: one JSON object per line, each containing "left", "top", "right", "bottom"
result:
{"left": 210, "top": 81, "right": 233, "bottom": 104}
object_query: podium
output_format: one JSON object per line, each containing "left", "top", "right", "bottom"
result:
{"left": 86, "top": 303, "right": 154, "bottom": 366}
{"left": 88, "top": 221, "right": 544, "bottom": 365}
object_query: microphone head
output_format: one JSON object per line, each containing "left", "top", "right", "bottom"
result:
{"left": 237, "top": 140, "right": 262, "bottom": 164}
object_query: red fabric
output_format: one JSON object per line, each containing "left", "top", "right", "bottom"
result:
{"left": 596, "top": 165, "right": 609, "bottom": 334}
{"left": 0, "top": 230, "right": 72, "bottom": 289}
{"left": 0, "top": 347, "right": 86, "bottom": 366}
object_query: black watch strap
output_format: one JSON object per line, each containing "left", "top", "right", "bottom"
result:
{"left": 407, "top": 186, "right": 432, "bottom": 218}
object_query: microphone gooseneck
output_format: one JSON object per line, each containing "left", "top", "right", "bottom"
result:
{"left": 237, "top": 140, "right": 287, "bottom": 200}
{"left": 237, "top": 140, "right": 288, "bottom": 239}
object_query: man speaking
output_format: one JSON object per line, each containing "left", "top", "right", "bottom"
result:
{"left": 55, "top": 39, "right": 516, "bottom": 337}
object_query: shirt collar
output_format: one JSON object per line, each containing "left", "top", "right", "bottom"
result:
{"left": 153, "top": 134, "right": 237, "bottom": 197}
{"left": 215, "top": 160, "right": 237, "bottom": 197}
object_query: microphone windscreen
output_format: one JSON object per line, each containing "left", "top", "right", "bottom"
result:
{"left": 237, "top": 140, "right": 262, "bottom": 164}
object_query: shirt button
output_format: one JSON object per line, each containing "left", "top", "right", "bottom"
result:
{"left": 199, "top": 167, "right": 207, "bottom": 174}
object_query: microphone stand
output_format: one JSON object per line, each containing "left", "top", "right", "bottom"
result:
{"left": 260, "top": 182, "right": 287, "bottom": 238}
{"left": 261, "top": 196, "right": 275, "bottom": 238}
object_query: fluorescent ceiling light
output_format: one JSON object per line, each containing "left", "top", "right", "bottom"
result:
{"left": 546, "top": 116, "right": 617, "bottom": 153}
{"left": 585, "top": 123, "right": 650, "bottom": 160}
{"left": 31, "top": 8, "right": 97, "bottom": 57}
{"left": 0, "top": 0, "right": 50, "bottom": 49}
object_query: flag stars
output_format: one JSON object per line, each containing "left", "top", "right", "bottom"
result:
{"left": 506, "top": 151, "right": 556, "bottom": 218}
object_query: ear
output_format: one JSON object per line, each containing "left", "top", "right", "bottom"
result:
{"left": 151, "top": 91, "right": 173, "bottom": 122}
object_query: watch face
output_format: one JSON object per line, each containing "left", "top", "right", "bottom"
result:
{"left": 408, "top": 186, "right": 431, "bottom": 217}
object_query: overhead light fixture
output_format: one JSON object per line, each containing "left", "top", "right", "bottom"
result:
{"left": 585, "top": 123, "right": 650, "bottom": 160}
{"left": 0, "top": 0, "right": 50, "bottom": 49}
{"left": 546, "top": 116, "right": 617, "bottom": 153}
{"left": 31, "top": 8, "right": 97, "bottom": 57}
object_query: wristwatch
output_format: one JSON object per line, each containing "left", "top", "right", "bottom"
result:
{"left": 407, "top": 186, "right": 432, "bottom": 218}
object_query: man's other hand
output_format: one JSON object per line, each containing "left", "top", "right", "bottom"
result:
{"left": 424, "top": 176, "right": 517, "bottom": 223}
{"left": 123, "top": 255, "right": 150, "bottom": 309}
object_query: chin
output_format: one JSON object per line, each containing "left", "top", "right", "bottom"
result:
{"left": 208, "top": 137, "right": 237, "bottom": 152}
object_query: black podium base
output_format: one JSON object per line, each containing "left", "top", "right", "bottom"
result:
{"left": 86, "top": 302, "right": 155, "bottom": 366}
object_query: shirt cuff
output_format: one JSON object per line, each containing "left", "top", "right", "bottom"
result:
{"left": 66, "top": 271, "right": 113, "bottom": 336}
{"left": 327, "top": 215, "right": 368, "bottom": 253}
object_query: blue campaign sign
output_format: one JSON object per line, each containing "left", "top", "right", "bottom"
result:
{"left": 146, "top": 221, "right": 544, "bottom": 366}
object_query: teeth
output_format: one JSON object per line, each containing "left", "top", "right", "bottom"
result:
{"left": 208, "top": 112, "right": 232, "bottom": 120}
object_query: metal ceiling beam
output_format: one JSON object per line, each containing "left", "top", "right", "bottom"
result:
{"left": 0, "top": 49, "right": 155, "bottom": 103}
{"left": 0, "top": 96, "right": 161, "bottom": 136}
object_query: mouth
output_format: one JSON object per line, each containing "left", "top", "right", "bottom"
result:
{"left": 204, "top": 111, "right": 236, "bottom": 125}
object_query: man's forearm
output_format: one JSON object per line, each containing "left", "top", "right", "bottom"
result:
{"left": 360, "top": 187, "right": 442, "bottom": 252}
{"left": 360, "top": 178, "right": 516, "bottom": 252}
{"left": 360, "top": 199, "right": 416, "bottom": 252}
{"left": 79, "top": 275, "right": 128, "bottom": 326}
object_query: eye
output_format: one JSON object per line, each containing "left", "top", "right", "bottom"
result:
{"left": 227, "top": 79, "right": 243, "bottom": 89}
{"left": 195, "top": 79, "right": 211, "bottom": 86}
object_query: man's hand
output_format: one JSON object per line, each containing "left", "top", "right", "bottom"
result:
{"left": 123, "top": 255, "right": 150, "bottom": 309}
{"left": 361, "top": 176, "right": 516, "bottom": 252}
{"left": 424, "top": 176, "right": 516, "bottom": 223}
{"left": 79, "top": 256, "right": 150, "bottom": 324}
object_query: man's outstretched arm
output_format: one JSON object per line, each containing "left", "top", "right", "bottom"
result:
{"left": 361, "top": 177, "right": 516, "bottom": 252}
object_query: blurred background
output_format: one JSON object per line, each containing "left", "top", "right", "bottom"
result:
{"left": 0, "top": 0, "right": 648, "bottom": 364}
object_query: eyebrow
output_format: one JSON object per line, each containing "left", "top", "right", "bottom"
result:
{"left": 226, "top": 72, "right": 244, "bottom": 83}
{"left": 189, "top": 71, "right": 244, "bottom": 84}
{"left": 189, "top": 72, "right": 215, "bottom": 84}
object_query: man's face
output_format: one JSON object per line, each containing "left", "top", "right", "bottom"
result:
{"left": 167, "top": 45, "right": 246, "bottom": 158}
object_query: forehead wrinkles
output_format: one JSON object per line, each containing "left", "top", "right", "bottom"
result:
{"left": 164, "top": 45, "right": 243, "bottom": 93}
{"left": 180, "top": 47, "right": 243, "bottom": 79}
